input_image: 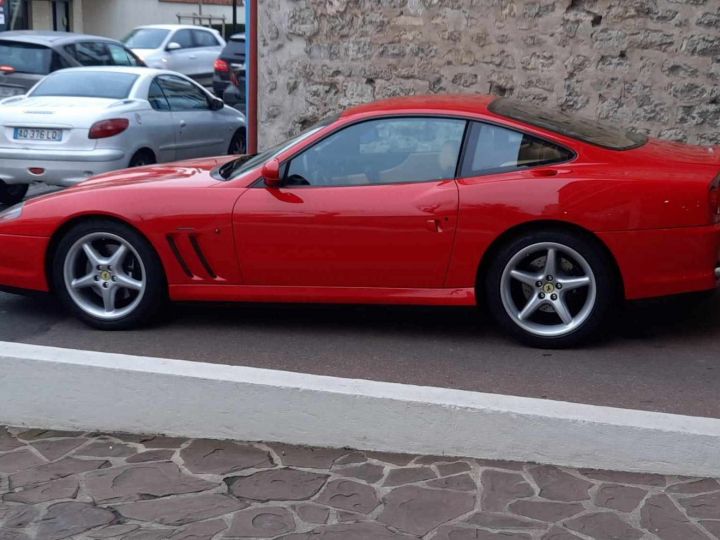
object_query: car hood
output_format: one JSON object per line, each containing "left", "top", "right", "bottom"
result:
{"left": 68, "top": 156, "right": 237, "bottom": 192}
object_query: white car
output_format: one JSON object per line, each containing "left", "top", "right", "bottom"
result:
{"left": 123, "top": 25, "right": 226, "bottom": 88}
{"left": 0, "top": 66, "right": 246, "bottom": 204}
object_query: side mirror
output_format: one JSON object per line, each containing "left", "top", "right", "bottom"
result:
{"left": 262, "top": 158, "right": 281, "bottom": 187}
{"left": 209, "top": 97, "right": 224, "bottom": 111}
{"left": 166, "top": 42, "right": 181, "bottom": 51}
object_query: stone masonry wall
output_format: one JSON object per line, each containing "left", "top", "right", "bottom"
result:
{"left": 257, "top": 0, "right": 719, "bottom": 148}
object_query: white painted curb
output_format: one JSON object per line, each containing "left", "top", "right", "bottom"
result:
{"left": 1, "top": 341, "right": 719, "bottom": 477}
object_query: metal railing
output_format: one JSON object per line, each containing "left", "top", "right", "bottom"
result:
{"left": 176, "top": 13, "right": 228, "bottom": 37}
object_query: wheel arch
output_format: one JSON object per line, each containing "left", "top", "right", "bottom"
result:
{"left": 474, "top": 220, "right": 625, "bottom": 304}
{"left": 45, "top": 214, "right": 167, "bottom": 293}
{"left": 129, "top": 147, "right": 157, "bottom": 165}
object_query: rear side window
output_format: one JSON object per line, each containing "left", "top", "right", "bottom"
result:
{"left": 489, "top": 98, "right": 647, "bottom": 150}
{"left": 192, "top": 30, "right": 220, "bottom": 47}
{"left": 64, "top": 42, "right": 113, "bottom": 66}
{"left": 0, "top": 41, "right": 54, "bottom": 74}
{"left": 460, "top": 122, "right": 573, "bottom": 177}
{"left": 31, "top": 71, "right": 139, "bottom": 99}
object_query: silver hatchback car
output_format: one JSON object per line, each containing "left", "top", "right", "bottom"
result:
{"left": 123, "top": 25, "right": 225, "bottom": 88}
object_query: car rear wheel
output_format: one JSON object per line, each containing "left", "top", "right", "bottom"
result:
{"left": 228, "top": 129, "right": 246, "bottom": 155}
{"left": 0, "top": 181, "right": 29, "bottom": 205}
{"left": 485, "top": 230, "right": 615, "bottom": 348}
{"left": 129, "top": 150, "right": 156, "bottom": 168}
{"left": 52, "top": 220, "right": 166, "bottom": 330}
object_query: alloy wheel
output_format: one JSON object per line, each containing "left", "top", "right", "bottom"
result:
{"left": 499, "top": 242, "right": 596, "bottom": 338}
{"left": 62, "top": 232, "right": 146, "bottom": 321}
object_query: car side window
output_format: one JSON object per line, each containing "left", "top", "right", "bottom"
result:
{"left": 285, "top": 117, "right": 467, "bottom": 187}
{"left": 64, "top": 42, "right": 112, "bottom": 66}
{"left": 107, "top": 44, "right": 141, "bottom": 66}
{"left": 192, "top": 30, "right": 219, "bottom": 47}
{"left": 148, "top": 79, "right": 171, "bottom": 111}
{"left": 460, "top": 122, "right": 573, "bottom": 177}
{"left": 157, "top": 75, "right": 210, "bottom": 111}
{"left": 171, "top": 30, "right": 195, "bottom": 49}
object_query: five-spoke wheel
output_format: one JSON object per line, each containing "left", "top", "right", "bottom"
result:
{"left": 487, "top": 230, "right": 615, "bottom": 348}
{"left": 52, "top": 220, "right": 166, "bottom": 329}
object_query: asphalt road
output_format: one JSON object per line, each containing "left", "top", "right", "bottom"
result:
{"left": 2, "top": 184, "right": 720, "bottom": 419}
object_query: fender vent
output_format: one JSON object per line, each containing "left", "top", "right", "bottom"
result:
{"left": 167, "top": 236, "right": 193, "bottom": 278}
{"left": 189, "top": 235, "right": 217, "bottom": 278}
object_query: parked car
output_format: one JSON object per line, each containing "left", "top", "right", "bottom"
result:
{"left": 0, "top": 95, "right": 718, "bottom": 348}
{"left": 0, "top": 66, "right": 245, "bottom": 204}
{"left": 123, "top": 25, "right": 225, "bottom": 88}
{"left": 212, "top": 33, "right": 245, "bottom": 99}
{"left": 222, "top": 62, "right": 246, "bottom": 112}
{"left": 0, "top": 30, "right": 144, "bottom": 99}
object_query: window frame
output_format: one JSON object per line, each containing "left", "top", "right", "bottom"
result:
{"left": 263, "top": 115, "right": 470, "bottom": 189}
{"left": 191, "top": 29, "right": 221, "bottom": 48}
{"left": 156, "top": 74, "right": 212, "bottom": 112}
{"left": 148, "top": 77, "right": 172, "bottom": 112}
{"left": 457, "top": 120, "right": 577, "bottom": 179}
{"left": 251, "top": 114, "right": 577, "bottom": 189}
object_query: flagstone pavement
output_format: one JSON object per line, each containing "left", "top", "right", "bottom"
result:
{"left": 1, "top": 426, "right": 719, "bottom": 539}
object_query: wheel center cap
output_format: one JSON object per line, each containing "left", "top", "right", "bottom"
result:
{"left": 100, "top": 270, "right": 112, "bottom": 282}
{"left": 543, "top": 283, "right": 555, "bottom": 294}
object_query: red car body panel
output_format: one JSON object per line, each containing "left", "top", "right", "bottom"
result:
{"left": 1, "top": 96, "right": 719, "bottom": 305}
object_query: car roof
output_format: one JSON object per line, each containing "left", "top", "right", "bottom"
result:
{"left": 0, "top": 30, "right": 122, "bottom": 45}
{"left": 133, "top": 24, "right": 220, "bottom": 32}
{"left": 47, "top": 66, "right": 178, "bottom": 77}
{"left": 342, "top": 94, "right": 497, "bottom": 118}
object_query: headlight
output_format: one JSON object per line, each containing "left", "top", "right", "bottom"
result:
{"left": 0, "top": 202, "right": 24, "bottom": 222}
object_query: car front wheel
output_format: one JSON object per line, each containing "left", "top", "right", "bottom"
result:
{"left": 0, "top": 181, "right": 29, "bottom": 205}
{"left": 52, "top": 220, "right": 166, "bottom": 330}
{"left": 485, "top": 230, "right": 616, "bottom": 348}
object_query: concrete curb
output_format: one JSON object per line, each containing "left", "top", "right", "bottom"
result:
{"left": 1, "top": 341, "right": 719, "bottom": 476}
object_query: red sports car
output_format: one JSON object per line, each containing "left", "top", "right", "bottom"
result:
{"left": 1, "top": 95, "right": 719, "bottom": 347}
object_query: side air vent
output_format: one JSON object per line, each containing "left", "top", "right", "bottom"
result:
{"left": 167, "top": 236, "right": 193, "bottom": 278}
{"left": 189, "top": 235, "right": 217, "bottom": 278}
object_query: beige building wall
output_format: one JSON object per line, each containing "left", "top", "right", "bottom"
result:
{"left": 257, "top": 0, "right": 719, "bottom": 149}
{"left": 81, "top": 0, "right": 241, "bottom": 40}
{"left": 29, "top": 0, "right": 53, "bottom": 30}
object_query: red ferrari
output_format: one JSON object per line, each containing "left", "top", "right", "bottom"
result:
{"left": 1, "top": 95, "right": 719, "bottom": 347}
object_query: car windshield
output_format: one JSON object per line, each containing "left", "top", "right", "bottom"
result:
{"left": 489, "top": 98, "right": 648, "bottom": 150}
{"left": 122, "top": 28, "right": 169, "bottom": 49}
{"left": 0, "top": 41, "right": 53, "bottom": 74}
{"left": 31, "top": 71, "right": 139, "bottom": 99}
{"left": 219, "top": 115, "right": 340, "bottom": 180}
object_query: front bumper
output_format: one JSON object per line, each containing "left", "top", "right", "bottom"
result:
{"left": 0, "top": 233, "right": 50, "bottom": 292}
{"left": 0, "top": 148, "right": 127, "bottom": 187}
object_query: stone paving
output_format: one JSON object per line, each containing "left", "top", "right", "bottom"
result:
{"left": 1, "top": 427, "right": 720, "bottom": 539}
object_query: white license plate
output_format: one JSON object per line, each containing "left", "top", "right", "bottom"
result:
{"left": 13, "top": 127, "right": 62, "bottom": 142}
{"left": 0, "top": 86, "right": 23, "bottom": 97}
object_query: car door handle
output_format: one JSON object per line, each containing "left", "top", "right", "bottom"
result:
{"left": 189, "top": 55, "right": 197, "bottom": 59}
{"left": 179, "top": 120, "right": 187, "bottom": 128}
{"left": 531, "top": 169, "right": 558, "bottom": 177}
{"left": 426, "top": 219, "right": 443, "bottom": 233}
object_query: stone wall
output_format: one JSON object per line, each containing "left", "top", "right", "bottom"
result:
{"left": 257, "top": 0, "right": 719, "bottom": 148}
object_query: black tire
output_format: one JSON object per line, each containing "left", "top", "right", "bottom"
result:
{"left": 0, "top": 181, "right": 29, "bottom": 205}
{"left": 228, "top": 129, "right": 247, "bottom": 155}
{"left": 51, "top": 219, "right": 167, "bottom": 330}
{"left": 485, "top": 229, "right": 616, "bottom": 348}
{"left": 129, "top": 149, "right": 156, "bottom": 168}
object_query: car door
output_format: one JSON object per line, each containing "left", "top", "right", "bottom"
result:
{"left": 233, "top": 117, "right": 466, "bottom": 288}
{"left": 141, "top": 78, "right": 177, "bottom": 163}
{"left": 163, "top": 29, "right": 196, "bottom": 76}
{"left": 157, "top": 74, "right": 227, "bottom": 159}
